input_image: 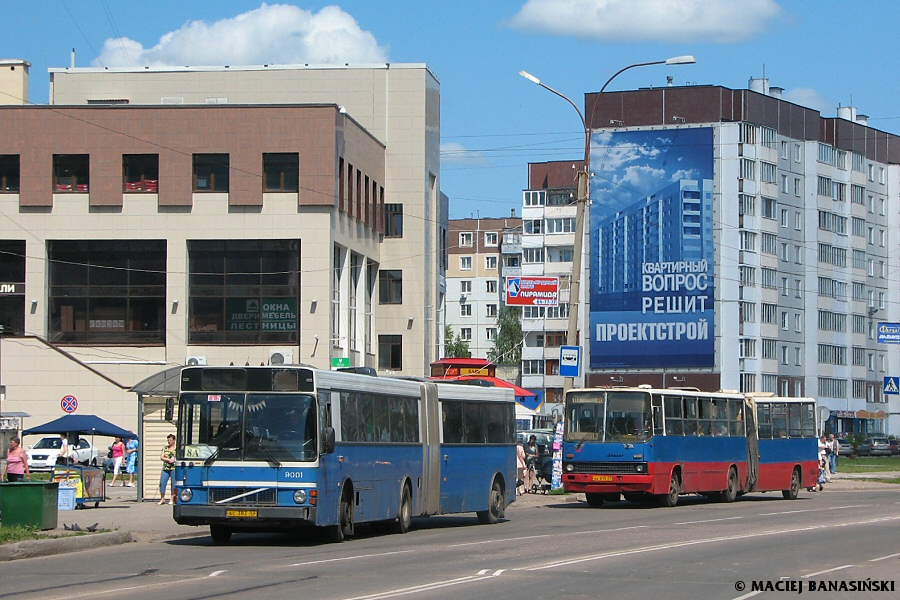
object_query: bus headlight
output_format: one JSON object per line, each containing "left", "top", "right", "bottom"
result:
{"left": 565, "top": 463, "right": 574, "bottom": 472}
{"left": 178, "top": 488, "right": 193, "bottom": 503}
{"left": 635, "top": 464, "right": 644, "bottom": 473}
{"left": 293, "top": 490, "right": 308, "bottom": 504}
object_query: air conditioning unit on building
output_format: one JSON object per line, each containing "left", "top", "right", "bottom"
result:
{"left": 268, "top": 349, "right": 294, "bottom": 365}
{"left": 186, "top": 355, "right": 207, "bottom": 366}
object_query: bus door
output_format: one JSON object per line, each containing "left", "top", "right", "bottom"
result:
{"left": 419, "top": 384, "right": 441, "bottom": 515}
{"left": 317, "top": 390, "right": 345, "bottom": 527}
{"left": 744, "top": 398, "right": 759, "bottom": 491}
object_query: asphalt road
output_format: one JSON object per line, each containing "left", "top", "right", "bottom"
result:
{"left": 1, "top": 487, "right": 898, "bottom": 600}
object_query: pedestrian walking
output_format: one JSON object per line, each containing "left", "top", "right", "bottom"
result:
{"left": 125, "top": 436, "right": 139, "bottom": 487}
{"left": 827, "top": 433, "right": 839, "bottom": 474}
{"left": 109, "top": 437, "right": 126, "bottom": 487}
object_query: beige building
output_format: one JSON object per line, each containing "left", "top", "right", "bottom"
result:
{"left": 0, "top": 59, "right": 29, "bottom": 105}
{"left": 0, "top": 62, "right": 446, "bottom": 497}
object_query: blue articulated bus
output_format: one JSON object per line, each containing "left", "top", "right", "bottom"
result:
{"left": 172, "top": 366, "right": 516, "bottom": 543}
{"left": 561, "top": 386, "right": 818, "bottom": 507}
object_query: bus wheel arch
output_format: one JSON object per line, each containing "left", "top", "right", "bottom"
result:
{"left": 326, "top": 480, "right": 355, "bottom": 542}
{"left": 782, "top": 466, "right": 801, "bottom": 500}
{"left": 720, "top": 465, "right": 739, "bottom": 503}
{"left": 658, "top": 467, "right": 681, "bottom": 507}
{"left": 395, "top": 479, "right": 413, "bottom": 534}
{"left": 476, "top": 475, "right": 505, "bottom": 524}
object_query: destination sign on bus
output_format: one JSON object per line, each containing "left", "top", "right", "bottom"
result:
{"left": 505, "top": 276, "right": 559, "bottom": 307}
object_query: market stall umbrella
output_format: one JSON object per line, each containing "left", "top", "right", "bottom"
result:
{"left": 23, "top": 414, "right": 137, "bottom": 439}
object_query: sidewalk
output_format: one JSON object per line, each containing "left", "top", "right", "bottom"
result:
{"left": 1, "top": 474, "right": 895, "bottom": 562}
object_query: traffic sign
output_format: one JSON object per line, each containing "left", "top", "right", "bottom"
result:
{"left": 876, "top": 322, "right": 900, "bottom": 344}
{"left": 60, "top": 395, "right": 78, "bottom": 413}
{"left": 559, "top": 345, "right": 580, "bottom": 377}
{"left": 884, "top": 377, "right": 899, "bottom": 395}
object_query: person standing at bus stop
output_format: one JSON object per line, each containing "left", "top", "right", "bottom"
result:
{"left": 826, "top": 433, "right": 839, "bottom": 474}
{"left": 124, "top": 436, "right": 139, "bottom": 487}
{"left": 159, "top": 434, "right": 176, "bottom": 505}
{"left": 523, "top": 435, "right": 537, "bottom": 493}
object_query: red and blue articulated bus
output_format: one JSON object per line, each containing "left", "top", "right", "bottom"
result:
{"left": 173, "top": 366, "right": 516, "bottom": 543}
{"left": 561, "top": 386, "right": 819, "bottom": 507}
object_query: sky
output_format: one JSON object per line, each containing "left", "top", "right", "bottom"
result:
{"left": 3, "top": 0, "right": 900, "bottom": 220}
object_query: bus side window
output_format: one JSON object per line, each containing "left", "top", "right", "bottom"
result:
{"left": 464, "top": 403, "right": 485, "bottom": 444}
{"left": 801, "top": 403, "right": 816, "bottom": 437}
{"left": 757, "top": 404, "right": 772, "bottom": 439}
{"left": 442, "top": 401, "right": 463, "bottom": 443}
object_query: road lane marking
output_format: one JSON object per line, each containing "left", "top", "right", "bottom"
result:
{"left": 520, "top": 514, "right": 900, "bottom": 571}
{"left": 209, "top": 570, "right": 227, "bottom": 577}
{"left": 340, "top": 569, "right": 504, "bottom": 600}
{"left": 869, "top": 552, "right": 900, "bottom": 562}
{"left": 802, "top": 565, "right": 853, "bottom": 578}
{"left": 674, "top": 516, "right": 744, "bottom": 525}
{"left": 289, "top": 550, "right": 414, "bottom": 567}
{"left": 759, "top": 504, "right": 866, "bottom": 517}
{"left": 447, "top": 525, "right": 648, "bottom": 548}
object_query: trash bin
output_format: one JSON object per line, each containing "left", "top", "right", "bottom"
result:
{"left": 0, "top": 481, "right": 59, "bottom": 530}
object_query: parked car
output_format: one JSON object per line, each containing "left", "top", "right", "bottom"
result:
{"left": 836, "top": 438, "right": 855, "bottom": 457}
{"left": 889, "top": 439, "right": 899, "bottom": 456}
{"left": 855, "top": 437, "right": 892, "bottom": 457}
{"left": 26, "top": 436, "right": 102, "bottom": 471}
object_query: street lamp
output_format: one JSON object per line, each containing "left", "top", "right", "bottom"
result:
{"left": 520, "top": 56, "right": 695, "bottom": 393}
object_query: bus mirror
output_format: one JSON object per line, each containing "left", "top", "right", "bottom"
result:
{"left": 323, "top": 427, "right": 336, "bottom": 454}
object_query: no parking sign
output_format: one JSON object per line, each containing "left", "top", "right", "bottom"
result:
{"left": 61, "top": 394, "right": 78, "bottom": 413}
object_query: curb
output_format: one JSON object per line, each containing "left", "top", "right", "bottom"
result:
{"left": 0, "top": 530, "right": 135, "bottom": 562}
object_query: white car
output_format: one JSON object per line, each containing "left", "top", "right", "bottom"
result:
{"left": 26, "top": 437, "right": 103, "bottom": 471}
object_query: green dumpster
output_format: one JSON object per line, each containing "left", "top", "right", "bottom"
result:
{"left": 0, "top": 481, "right": 59, "bottom": 530}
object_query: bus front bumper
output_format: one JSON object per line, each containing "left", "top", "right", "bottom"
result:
{"left": 562, "top": 473, "right": 654, "bottom": 494}
{"left": 174, "top": 504, "right": 316, "bottom": 527}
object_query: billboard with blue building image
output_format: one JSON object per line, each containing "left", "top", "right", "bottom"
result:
{"left": 589, "top": 127, "right": 714, "bottom": 368}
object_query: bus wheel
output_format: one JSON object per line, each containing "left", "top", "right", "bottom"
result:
{"left": 782, "top": 468, "right": 801, "bottom": 500}
{"left": 326, "top": 491, "right": 355, "bottom": 542}
{"left": 209, "top": 524, "right": 232, "bottom": 545}
{"left": 585, "top": 493, "right": 604, "bottom": 508}
{"left": 477, "top": 479, "right": 503, "bottom": 524}
{"left": 721, "top": 467, "right": 738, "bottom": 503}
{"left": 395, "top": 484, "right": 412, "bottom": 534}
{"left": 658, "top": 473, "right": 680, "bottom": 507}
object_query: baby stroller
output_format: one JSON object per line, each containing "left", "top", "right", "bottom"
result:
{"left": 531, "top": 452, "right": 554, "bottom": 494}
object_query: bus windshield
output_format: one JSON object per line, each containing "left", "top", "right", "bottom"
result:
{"left": 565, "top": 390, "right": 651, "bottom": 443}
{"left": 178, "top": 392, "right": 318, "bottom": 462}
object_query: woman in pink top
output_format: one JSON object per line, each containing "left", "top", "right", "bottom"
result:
{"left": 109, "top": 437, "right": 126, "bottom": 487}
{"left": 3, "top": 436, "right": 30, "bottom": 482}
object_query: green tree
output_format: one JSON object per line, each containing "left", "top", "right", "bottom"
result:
{"left": 488, "top": 305, "right": 522, "bottom": 365}
{"left": 444, "top": 325, "right": 471, "bottom": 358}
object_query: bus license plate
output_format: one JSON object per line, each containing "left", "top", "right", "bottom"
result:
{"left": 592, "top": 475, "right": 613, "bottom": 482}
{"left": 225, "top": 509, "right": 257, "bottom": 518}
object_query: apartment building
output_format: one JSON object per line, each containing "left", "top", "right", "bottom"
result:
{"left": 575, "top": 78, "right": 899, "bottom": 436}
{"left": 446, "top": 215, "right": 521, "bottom": 359}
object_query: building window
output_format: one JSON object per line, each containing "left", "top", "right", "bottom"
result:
{"left": 486, "top": 303, "right": 498, "bottom": 318}
{"left": 0, "top": 155, "right": 20, "bottom": 192}
{"left": 485, "top": 256, "right": 497, "bottom": 270}
{"left": 486, "top": 280, "right": 497, "bottom": 294}
{"left": 460, "top": 303, "right": 472, "bottom": 317}
{"left": 761, "top": 196, "right": 776, "bottom": 219}
{"left": 379, "top": 270, "right": 403, "bottom": 304}
{"left": 524, "top": 219, "right": 543, "bottom": 234}
{"left": 378, "top": 335, "right": 402, "bottom": 370}
{"left": 384, "top": 204, "right": 403, "bottom": 238}
{"left": 263, "top": 153, "right": 299, "bottom": 192}
{"left": 484, "top": 232, "right": 498, "bottom": 246}
{"left": 486, "top": 327, "right": 497, "bottom": 341}
{"left": 123, "top": 154, "right": 159, "bottom": 192}
{"left": 0, "top": 240, "right": 25, "bottom": 335}
{"left": 187, "top": 239, "right": 299, "bottom": 344}
{"left": 460, "top": 256, "right": 472, "bottom": 271}
{"left": 523, "top": 248, "right": 544, "bottom": 264}
{"left": 53, "top": 154, "right": 89, "bottom": 192}
{"left": 460, "top": 327, "right": 472, "bottom": 342}
{"left": 49, "top": 240, "right": 166, "bottom": 344}
{"left": 460, "top": 280, "right": 472, "bottom": 295}
{"left": 522, "top": 359, "right": 544, "bottom": 375}
{"left": 459, "top": 232, "right": 473, "bottom": 247}
{"left": 193, "top": 154, "right": 229, "bottom": 192}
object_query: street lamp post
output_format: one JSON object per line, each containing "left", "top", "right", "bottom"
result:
{"left": 520, "top": 56, "right": 695, "bottom": 393}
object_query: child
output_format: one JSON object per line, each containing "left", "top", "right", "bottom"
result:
{"left": 816, "top": 456, "right": 828, "bottom": 491}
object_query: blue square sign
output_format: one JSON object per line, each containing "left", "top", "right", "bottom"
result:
{"left": 559, "top": 345, "right": 580, "bottom": 377}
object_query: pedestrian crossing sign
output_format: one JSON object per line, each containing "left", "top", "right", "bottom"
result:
{"left": 883, "top": 377, "right": 899, "bottom": 395}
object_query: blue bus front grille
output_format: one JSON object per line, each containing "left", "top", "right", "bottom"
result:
{"left": 208, "top": 487, "right": 278, "bottom": 506}
{"left": 570, "top": 462, "right": 648, "bottom": 475}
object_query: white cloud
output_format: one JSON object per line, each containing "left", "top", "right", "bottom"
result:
{"left": 93, "top": 3, "right": 387, "bottom": 68}
{"left": 669, "top": 168, "right": 699, "bottom": 181}
{"left": 508, "top": 0, "right": 782, "bottom": 43}
{"left": 783, "top": 87, "right": 834, "bottom": 116}
{"left": 441, "top": 142, "right": 492, "bottom": 168}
